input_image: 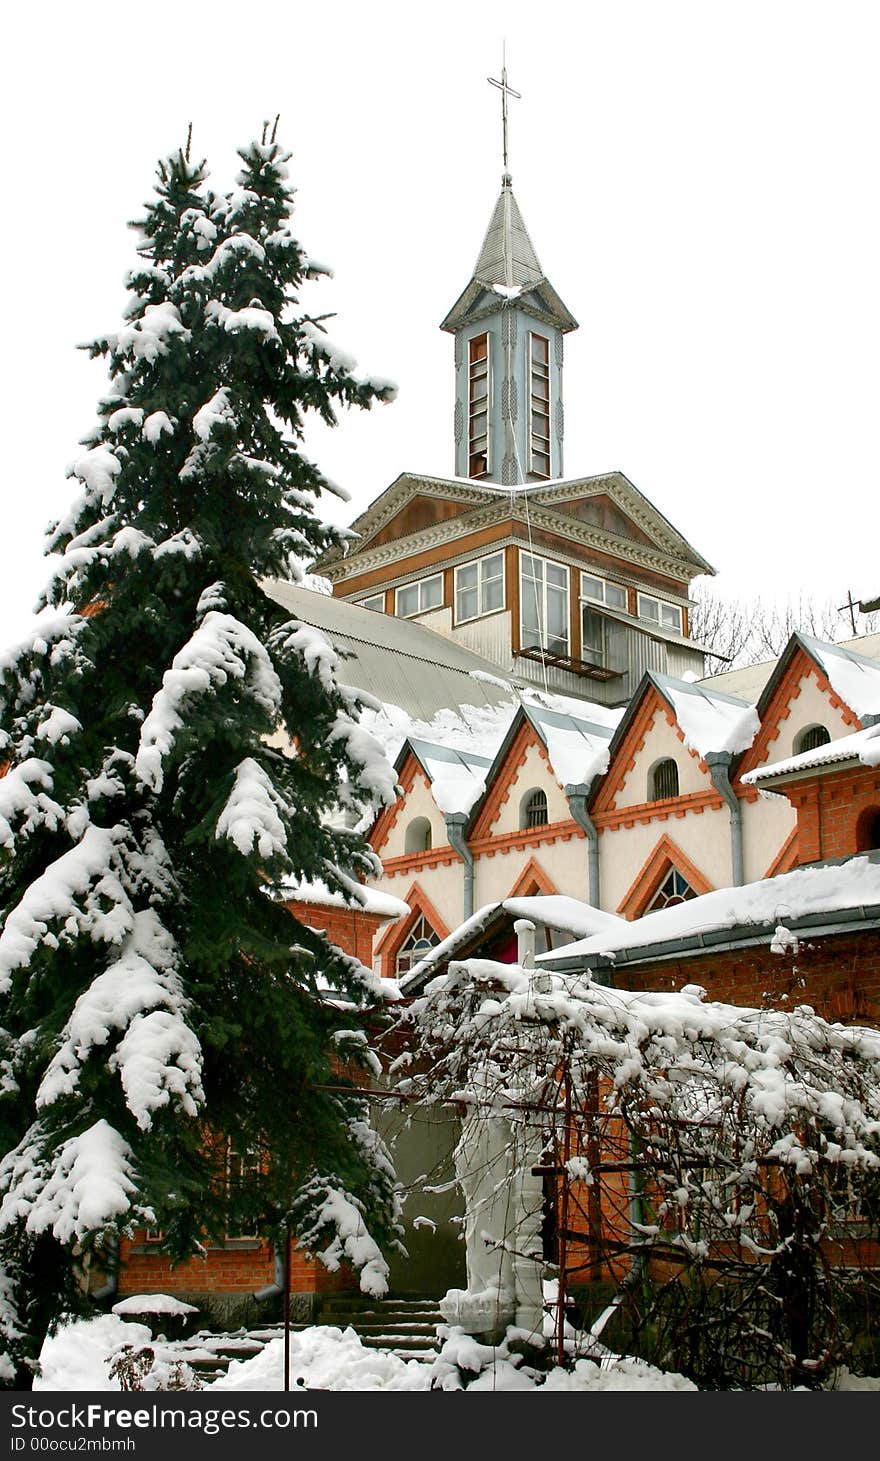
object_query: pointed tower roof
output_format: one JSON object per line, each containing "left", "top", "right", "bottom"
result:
{"left": 473, "top": 171, "right": 544, "bottom": 289}
{"left": 441, "top": 173, "right": 578, "bottom": 334}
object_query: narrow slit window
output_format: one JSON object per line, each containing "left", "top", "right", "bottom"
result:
{"left": 468, "top": 334, "right": 491, "bottom": 479}
{"left": 529, "top": 333, "right": 551, "bottom": 478}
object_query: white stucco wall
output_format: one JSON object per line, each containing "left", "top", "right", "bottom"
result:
{"left": 598, "top": 805, "right": 733, "bottom": 914}
{"left": 488, "top": 742, "right": 569, "bottom": 836}
{"left": 613, "top": 708, "right": 707, "bottom": 808}
{"left": 380, "top": 769, "right": 447, "bottom": 861}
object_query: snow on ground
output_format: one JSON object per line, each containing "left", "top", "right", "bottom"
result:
{"left": 36, "top": 1315, "right": 880, "bottom": 1391}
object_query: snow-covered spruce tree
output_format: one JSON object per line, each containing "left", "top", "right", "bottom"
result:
{"left": 0, "top": 136, "right": 403, "bottom": 1386}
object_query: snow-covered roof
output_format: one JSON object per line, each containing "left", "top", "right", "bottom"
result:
{"left": 407, "top": 737, "right": 495, "bottom": 817}
{"left": 700, "top": 631, "right": 880, "bottom": 711}
{"left": 262, "top": 580, "right": 521, "bottom": 721}
{"left": 403, "top": 894, "right": 626, "bottom": 989}
{"left": 523, "top": 701, "right": 620, "bottom": 790}
{"left": 281, "top": 874, "right": 409, "bottom": 920}
{"left": 799, "top": 634, "right": 880, "bottom": 722}
{"left": 651, "top": 671, "right": 760, "bottom": 759}
{"left": 742, "top": 722, "right": 880, "bottom": 785}
{"left": 539, "top": 855, "right": 880, "bottom": 969}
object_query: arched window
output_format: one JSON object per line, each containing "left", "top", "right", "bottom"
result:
{"left": 395, "top": 913, "right": 440, "bottom": 976}
{"left": 855, "top": 807, "right": 880, "bottom": 853}
{"left": 795, "top": 724, "right": 831, "bottom": 755}
{"left": 404, "top": 817, "right": 432, "bottom": 855}
{"left": 650, "top": 758, "right": 679, "bottom": 802}
{"left": 646, "top": 867, "right": 697, "bottom": 912}
{"left": 521, "top": 788, "right": 548, "bottom": 830}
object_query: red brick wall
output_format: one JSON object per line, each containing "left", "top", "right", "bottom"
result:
{"left": 616, "top": 927, "right": 880, "bottom": 1027}
{"left": 787, "top": 765, "right": 880, "bottom": 864}
{"left": 283, "top": 898, "right": 386, "bottom": 965}
{"left": 117, "top": 1237, "right": 357, "bottom": 1298}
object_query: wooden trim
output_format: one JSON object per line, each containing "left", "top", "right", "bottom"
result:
{"left": 616, "top": 835, "right": 714, "bottom": 919}
{"left": 507, "top": 544, "right": 521, "bottom": 654}
{"left": 507, "top": 856, "right": 559, "bottom": 897}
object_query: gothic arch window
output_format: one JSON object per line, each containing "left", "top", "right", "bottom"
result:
{"left": 794, "top": 724, "right": 831, "bottom": 755}
{"left": 855, "top": 807, "right": 880, "bottom": 853}
{"left": 646, "top": 866, "right": 697, "bottom": 912}
{"left": 650, "top": 758, "right": 679, "bottom": 802}
{"left": 395, "top": 913, "right": 440, "bottom": 976}
{"left": 404, "top": 816, "right": 432, "bottom": 855}
{"left": 521, "top": 788, "right": 548, "bottom": 830}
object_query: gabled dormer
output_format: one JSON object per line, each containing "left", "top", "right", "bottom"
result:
{"left": 441, "top": 173, "right": 577, "bottom": 485}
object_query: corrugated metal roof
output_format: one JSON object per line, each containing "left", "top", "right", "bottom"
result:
{"left": 262, "top": 580, "right": 520, "bottom": 720}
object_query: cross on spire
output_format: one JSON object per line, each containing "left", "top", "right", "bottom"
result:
{"left": 488, "top": 48, "right": 521, "bottom": 176}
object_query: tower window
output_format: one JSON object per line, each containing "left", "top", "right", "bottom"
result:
{"left": 396, "top": 913, "right": 440, "bottom": 976}
{"left": 529, "top": 333, "right": 551, "bottom": 477}
{"left": 794, "top": 724, "right": 831, "bottom": 755}
{"left": 646, "top": 867, "right": 697, "bottom": 912}
{"left": 650, "top": 758, "right": 679, "bottom": 801}
{"left": 404, "top": 817, "right": 432, "bottom": 855}
{"left": 455, "top": 552, "right": 505, "bottom": 622}
{"left": 521, "top": 788, "right": 548, "bottom": 829}
{"left": 520, "top": 553, "right": 569, "bottom": 656}
{"left": 468, "top": 333, "right": 491, "bottom": 478}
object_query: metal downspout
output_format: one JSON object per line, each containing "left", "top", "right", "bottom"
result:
{"left": 706, "top": 753, "right": 744, "bottom": 887}
{"left": 565, "top": 784, "right": 600, "bottom": 908}
{"left": 446, "top": 813, "right": 475, "bottom": 921}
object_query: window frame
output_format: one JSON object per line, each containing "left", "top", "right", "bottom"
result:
{"left": 358, "top": 593, "right": 385, "bottom": 614}
{"left": 395, "top": 912, "right": 441, "bottom": 977}
{"left": 579, "top": 571, "right": 628, "bottom": 612}
{"left": 467, "top": 332, "right": 492, "bottom": 480}
{"left": 454, "top": 551, "right": 506, "bottom": 624}
{"left": 637, "top": 592, "right": 684, "bottom": 634}
{"left": 395, "top": 573, "right": 444, "bottom": 619}
{"left": 519, "top": 551, "right": 570, "bottom": 658}
{"left": 528, "top": 331, "right": 551, "bottom": 478}
{"left": 521, "top": 787, "right": 549, "bottom": 830}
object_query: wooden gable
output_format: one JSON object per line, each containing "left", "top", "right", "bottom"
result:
{"left": 552, "top": 493, "right": 655, "bottom": 547}
{"left": 364, "top": 494, "right": 477, "bottom": 551}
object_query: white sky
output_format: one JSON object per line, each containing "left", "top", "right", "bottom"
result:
{"left": 3, "top": 0, "right": 879, "bottom": 646}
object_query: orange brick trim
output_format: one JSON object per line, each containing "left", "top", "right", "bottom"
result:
{"left": 369, "top": 754, "right": 419, "bottom": 855}
{"left": 471, "top": 818, "right": 585, "bottom": 858}
{"left": 470, "top": 718, "right": 551, "bottom": 841}
{"left": 591, "top": 686, "right": 710, "bottom": 818}
{"left": 592, "top": 787, "right": 723, "bottom": 832}
{"left": 507, "top": 856, "right": 559, "bottom": 897}
{"left": 381, "top": 848, "right": 458, "bottom": 875}
{"left": 616, "top": 835, "right": 714, "bottom": 919}
{"left": 374, "top": 882, "right": 451, "bottom": 979}
{"left": 735, "top": 650, "right": 862, "bottom": 784}
{"left": 763, "top": 827, "right": 799, "bottom": 878}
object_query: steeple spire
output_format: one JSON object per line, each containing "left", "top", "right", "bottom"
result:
{"left": 440, "top": 67, "right": 577, "bottom": 485}
{"left": 487, "top": 50, "right": 521, "bottom": 176}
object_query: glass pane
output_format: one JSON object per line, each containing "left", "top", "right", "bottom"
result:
{"left": 547, "top": 584, "right": 567, "bottom": 639}
{"left": 470, "top": 375, "right": 488, "bottom": 402}
{"left": 661, "top": 603, "right": 682, "bottom": 630}
{"left": 397, "top": 584, "right": 418, "bottom": 617}
{"left": 521, "top": 577, "right": 542, "bottom": 645}
{"left": 483, "top": 577, "right": 503, "bottom": 612}
{"left": 532, "top": 452, "right": 550, "bottom": 475}
{"left": 582, "top": 608, "right": 604, "bottom": 658}
{"left": 639, "top": 595, "right": 660, "bottom": 623}
{"left": 581, "top": 574, "right": 603, "bottom": 602}
{"left": 521, "top": 554, "right": 542, "bottom": 584}
{"left": 481, "top": 553, "right": 503, "bottom": 583}
{"left": 546, "top": 562, "right": 567, "bottom": 589}
{"left": 606, "top": 583, "right": 627, "bottom": 610}
{"left": 470, "top": 410, "right": 488, "bottom": 437}
{"left": 421, "top": 576, "right": 442, "bottom": 610}
{"left": 457, "top": 586, "right": 479, "bottom": 620}
{"left": 458, "top": 562, "right": 478, "bottom": 590}
{"left": 531, "top": 334, "right": 548, "bottom": 362}
{"left": 470, "top": 334, "right": 488, "bottom": 362}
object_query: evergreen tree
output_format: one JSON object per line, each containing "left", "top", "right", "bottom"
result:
{"left": 0, "top": 133, "right": 402, "bottom": 1386}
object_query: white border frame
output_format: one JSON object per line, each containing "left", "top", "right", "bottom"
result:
{"left": 519, "top": 549, "right": 570, "bottom": 655}
{"left": 453, "top": 549, "right": 507, "bottom": 625}
{"left": 395, "top": 572, "right": 444, "bottom": 619}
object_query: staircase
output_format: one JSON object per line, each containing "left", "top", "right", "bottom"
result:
{"left": 312, "top": 1295, "right": 442, "bottom": 1359}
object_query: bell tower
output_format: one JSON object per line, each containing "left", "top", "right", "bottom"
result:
{"left": 440, "top": 64, "right": 578, "bottom": 486}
